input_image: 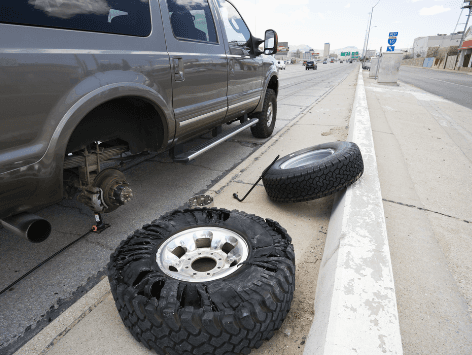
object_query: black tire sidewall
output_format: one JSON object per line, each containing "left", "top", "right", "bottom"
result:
{"left": 251, "top": 89, "right": 277, "bottom": 138}
{"left": 262, "top": 141, "right": 364, "bottom": 203}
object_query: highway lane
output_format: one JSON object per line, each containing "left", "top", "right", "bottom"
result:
{"left": 0, "top": 62, "right": 357, "bottom": 354}
{"left": 399, "top": 66, "right": 472, "bottom": 110}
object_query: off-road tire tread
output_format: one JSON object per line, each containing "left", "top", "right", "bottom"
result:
{"left": 108, "top": 208, "right": 295, "bottom": 355}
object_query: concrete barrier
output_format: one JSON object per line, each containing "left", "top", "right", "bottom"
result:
{"left": 303, "top": 67, "right": 403, "bottom": 355}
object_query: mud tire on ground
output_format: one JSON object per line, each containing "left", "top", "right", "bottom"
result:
{"left": 107, "top": 208, "right": 295, "bottom": 355}
{"left": 262, "top": 141, "right": 364, "bottom": 203}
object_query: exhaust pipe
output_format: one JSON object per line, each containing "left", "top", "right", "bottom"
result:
{"left": 1, "top": 213, "right": 52, "bottom": 243}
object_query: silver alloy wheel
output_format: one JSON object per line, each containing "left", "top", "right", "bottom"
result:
{"left": 156, "top": 227, "right": 249, "bottom": 282}
{"left": 280, "top": 149, "right": 335, "bottom": 169}
{"left": 266, "top": 102, "right": 273, "bottom": 127}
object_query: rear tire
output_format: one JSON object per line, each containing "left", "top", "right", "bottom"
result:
{"left": 250, "top": 89, "right": 277, "bottom": 139}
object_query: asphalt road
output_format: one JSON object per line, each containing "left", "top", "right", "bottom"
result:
{"left": 399, "top": 66, "right": 472, "bottom": 110}
{"left": 0, "top": 62, "right": 357, "bottom": 355}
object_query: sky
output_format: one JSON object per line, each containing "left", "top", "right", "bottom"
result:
{"left": 231, "top": 0, "right": 471, "bottom": 52}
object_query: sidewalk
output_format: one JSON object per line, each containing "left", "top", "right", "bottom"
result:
{"left": 14, "top": 68, "right": 360, "bottom": 355}
{"left": 364, "top": 72, "right": 472, "bottom": 354}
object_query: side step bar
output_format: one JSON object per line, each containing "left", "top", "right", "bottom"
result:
{"left": 173, "top": 118, "right": 259, "bottom": 163}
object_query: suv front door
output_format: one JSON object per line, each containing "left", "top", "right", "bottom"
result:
{"left": 216, "top": 0, "right": 263, "bottom": 121}
{"left": 160, "top": 0, "right": 228, "bottom": 143}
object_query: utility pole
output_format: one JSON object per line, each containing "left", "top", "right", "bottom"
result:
{"left": 456, "top": 1, "right": 472, "bottom": 69}
{"left": 459, "top": 2, "right": 472, "bottom": 49}
{"left": 453, "top": 8, "right": 465, "bottom": 34}
{"left": 364, "top": 0, "right": 381, "bottom": 65}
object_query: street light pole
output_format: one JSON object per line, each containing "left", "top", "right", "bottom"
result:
{"left": 364, "top": 0, "right": 381, "bottom": 65}
{"left": 362, "top": 14, "right": 371, "bottom": 59}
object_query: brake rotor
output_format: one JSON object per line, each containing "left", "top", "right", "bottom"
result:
{"left": 93, "top": 168, "right": 133, "bottom": 213}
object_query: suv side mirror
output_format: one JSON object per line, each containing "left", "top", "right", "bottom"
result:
{"left": 264, "top": 30, "right": 278, "bottom": 55}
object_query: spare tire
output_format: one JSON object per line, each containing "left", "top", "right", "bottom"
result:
{"left": 108, "top": 208, "right": 295, "bottom": 355}
{"left": 262, "top": 141, "right": 363, "bottom": 203}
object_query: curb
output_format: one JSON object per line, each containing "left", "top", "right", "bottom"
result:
{"left": 303, "top": 68, "right": 403, "bottom": 355}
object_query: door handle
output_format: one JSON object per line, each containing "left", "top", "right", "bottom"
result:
{"left": 173, "top": 57, "right": 184, "bottom": 81}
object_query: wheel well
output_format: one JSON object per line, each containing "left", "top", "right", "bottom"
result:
{"left": 267, "top": 75, "right": 279, "bottom": 96}
{"left": 66, "top": 97, "right": 165, "bottom": 154}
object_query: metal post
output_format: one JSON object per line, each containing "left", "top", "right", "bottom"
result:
{"left": 364, "top": 12, "right": 373, "bottom": 65}
{"left": 362, "top": 14, "right": 371, "bottom": 59}
{"left": 364, "top": 0, "right": 381, "bottom": 66}
{"left": 458, "top": 5, "right": 471, "bottom": 50}
{"left": 454, "top": 8, "right": 465, "bottom": 35}
{"left": 455, "top": 2, "right": 471, "bottom": 69}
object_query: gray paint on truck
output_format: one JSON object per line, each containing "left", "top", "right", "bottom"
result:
{"left": 0, "top": 0, "right": 277, "bottom": 219}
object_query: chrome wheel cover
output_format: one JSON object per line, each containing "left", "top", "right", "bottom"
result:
{"left": 280, "top": 149, "right": 335, "bottom": 169}
{"left": 156, "top": 227, "right": 249, "bottom": 283}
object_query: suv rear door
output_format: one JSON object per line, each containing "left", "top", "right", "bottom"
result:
{"left": 159, "top": 0, "right": 228, "bottom": 143}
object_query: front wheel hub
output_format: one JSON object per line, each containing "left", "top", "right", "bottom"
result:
{"left": 93, "top": 168, "right": 133, "bottom": 213}
{"left": 113, "top": 185, "right": 133, "bottom": 205}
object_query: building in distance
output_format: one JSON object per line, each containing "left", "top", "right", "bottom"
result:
{"left": 412, "top": 33, "right": 463, "bottom": 58}
{"left": 324, "top": 43, "right": 330, "bottom": 59}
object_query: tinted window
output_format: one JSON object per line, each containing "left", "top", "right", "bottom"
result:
{"left": 216, "top": 0, "right": 250, "bottom": 44}
{"left": 166, "top": 0, "right": 218, "bottom": 43}
{"left": 0, "top": 0, "right": 151, "bottom": 37}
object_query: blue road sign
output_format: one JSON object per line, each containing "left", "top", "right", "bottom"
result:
{"left": 387, "top": 46, "right": 395, "bottom": 52}
{"left": 389, "top": 32, "right": 398, "bottom": 37}
{"left": 388, "top": 38, "right": 397, "bottom": 45}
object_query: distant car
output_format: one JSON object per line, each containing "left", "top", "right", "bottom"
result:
{"left": 277, "top": 60, "right": 286, "bottom": 70}
{"left": 323, "top": 60, "right": 327, "bottom": 64}
{"left": 305, "top": 61, "right": 317, "bottom": 70}
{"left": 340, "top": 60, "right": 343, "bottom": 63}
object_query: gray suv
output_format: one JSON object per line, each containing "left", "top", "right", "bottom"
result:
{"left": 0, "top": 0, "right": 279, "bottom": 241}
